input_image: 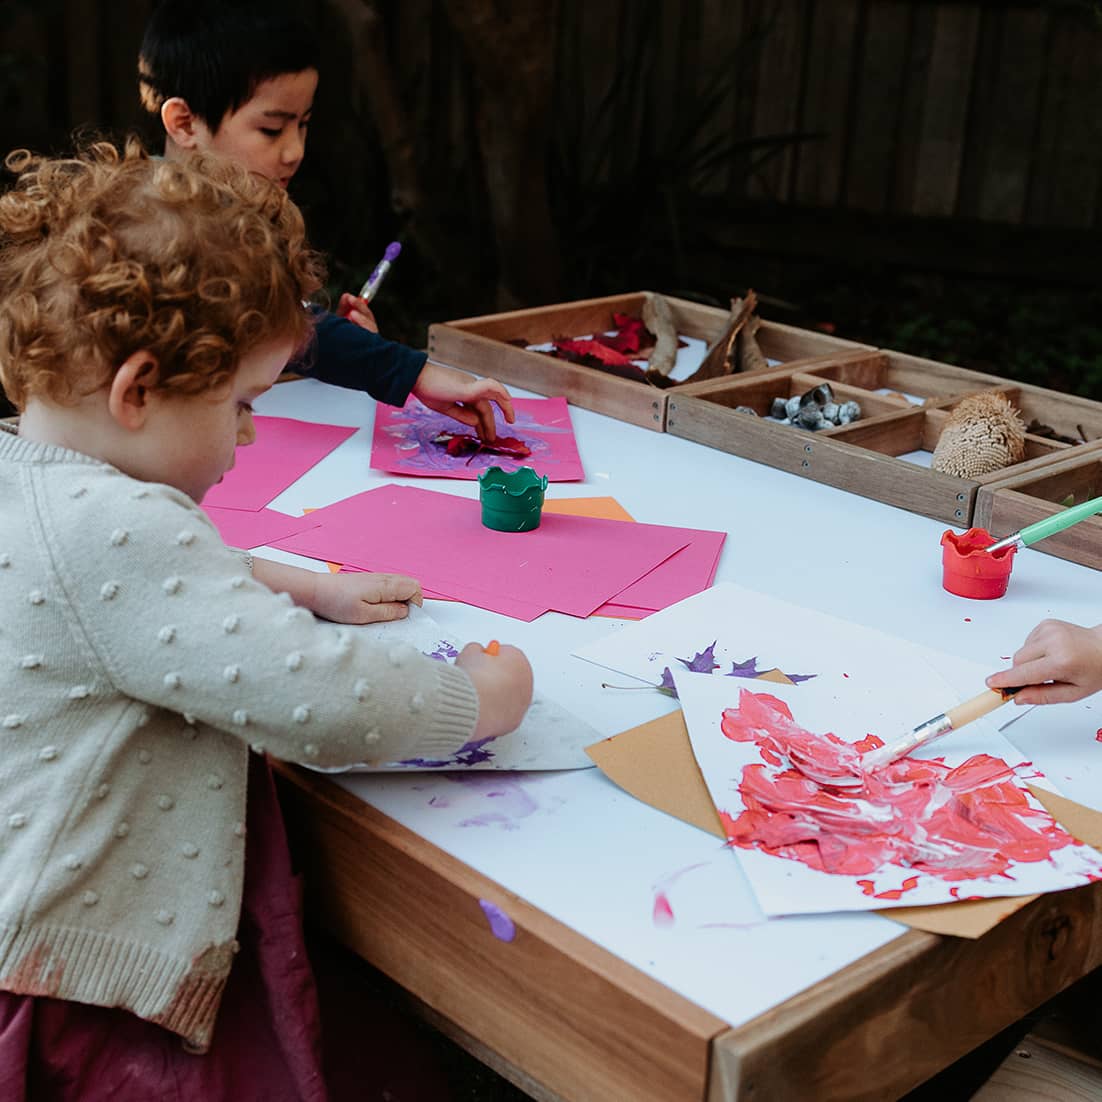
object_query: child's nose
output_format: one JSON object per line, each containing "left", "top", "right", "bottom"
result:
{"left": 282, "top": 131, "right": 305, "bottom": 165}
{"left": 237, "top": 409, "right": 257, "bottom": 446}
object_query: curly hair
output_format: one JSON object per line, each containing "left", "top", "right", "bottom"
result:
{"left": 0, "top": 137, "right": 325, "bottom": 409}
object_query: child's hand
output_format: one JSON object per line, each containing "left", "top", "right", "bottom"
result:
{"left": 987, "top": 620, "right": 1102, "bottom": 705}
{"left": 337, "top": 292, "right": 380, "bottom": 334}
{"left": 411, "top": 362, "right": 515, "bottom": 442}
{"left": 455, "top": 641, "right": 533, "bottom": 740}
{"left": 311, "top": 571, "right": 423, "bottom": 625}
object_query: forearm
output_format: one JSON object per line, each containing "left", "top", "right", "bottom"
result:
{"left": 251, "top": 555, "right": 320, "bottom": 610}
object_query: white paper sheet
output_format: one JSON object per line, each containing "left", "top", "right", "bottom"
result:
{"left": 310, "top": 604, "right": 598, "bottom": 772}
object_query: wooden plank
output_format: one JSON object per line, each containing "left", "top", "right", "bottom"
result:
{"left": 64, "top": 0, "right": 101, "bottom": 129}
{"left": 709, "top": 881, "right": 1102, "bottom": 1101}
{"left": 275, "top": 766, "right": 727, "bottom": 1102}
{"left": 792, "top": 0, "right": 860, "bottom": 207}
{"left": 972, "top": 1034, "right": 1102, "bottom": 1102}
{"left": 973, "top": 442, "right": 1102, "bottom": 571}
{"left": 427, "top": 326, "right": 669, "bottom": 431}
{"left": 1026, "top": 8, "right": 1102, "bottom": 229}
{"left": 666, "top": 394, "right": 977, "bottom": 524}
{"left": 747, "top": 0, "right": 807, "bottom": 202}
{"left": 965, "top": 6, "right": 1048, "bottom": 225}
{"left": 844, "top": 0, "right": 911, "bottom": 214}
{"left": 910, "top": 3, "right": 980, "bottom": 218}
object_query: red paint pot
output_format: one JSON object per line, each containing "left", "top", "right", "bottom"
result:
{"left": 940, "top": 528, "right": 1016, "bottom": 599}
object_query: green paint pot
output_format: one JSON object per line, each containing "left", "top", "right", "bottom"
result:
{"left": 478, "top": 466, "right": 548, "bottom": 532}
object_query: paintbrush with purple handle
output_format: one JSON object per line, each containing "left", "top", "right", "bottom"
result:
{"left": 357, "top": 241, "right": 402, "bottom": 303}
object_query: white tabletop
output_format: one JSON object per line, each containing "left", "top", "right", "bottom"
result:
{"left": 255, "top": 376, "right": 1102, "bottom": 1029}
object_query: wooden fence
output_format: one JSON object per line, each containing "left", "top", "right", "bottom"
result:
{"left": 1, "top": 0, "right": 1100, "bottom": 283}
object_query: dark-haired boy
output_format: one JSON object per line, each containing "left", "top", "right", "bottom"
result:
{"left": 138, "top": 0, "right": 513, "bottom": 439}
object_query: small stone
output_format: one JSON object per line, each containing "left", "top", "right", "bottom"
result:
{"left": 155, "top": 909, "right": 174, "bottom": 926}
{"left": 181, "top": 843, "right": 199, "bottom": 858}
{"left": 20, "top": 655, "right": 42, "bottom": 669}
{"left": 409, "top": 692, "right": 425, "bottom": 713}
{"left": 157, "top": 626, "right": 176, "bottom": 644}
{"left": 302, "top": 742, "right": 319, "bottom": 758}
{"left": 109, "top": 529, "right": 129, "bottom": 547}
{"left": 39, "top": 745, "right": 58, "bottom": 761}
{"left": 68, "top": 685, "right": 90, "bottom": 700}
{"left": 734, "top": 405, "right": 758, "bottom": 417}
{"left": 232, "top": 709, "right": 249, "bottom": 726}
{"left": 95, "top": 783, "right": 110, "bottom": 799}
{"left": 62, "top": 853, "right": 81, "bottom": 870}
{"left": 223, "top": 665, "right": 240, "bottom": 683}
{"left": 131, "top": 863, "right": 148, "bottom": 879}
{"left": 115, "top": 821, "right": 130, "bottom": 838}
{"left": 822, "top": 402, "right": 840, "bottom": 424}
{"left": 770, "top": 397, "right": 789, "bottom": 419}
{"left": 207, "top": 890, "right": 225, "bottom": 908}
{"left": 353, "top": 679, "right": 371, "bottom": 702}
{"left": 9, "top": 813, "right": 27, "bottom": 829}
{"left": 796, "top": 406, "right": 825, "bottom": 430}
{"left": 163, "top": 672, "right": 182, "bottom": 690}
{"left": 285, "top": 652, "right": 303, "bottom": 672}
{"left": 233, "top": 822, "right": 246, "bottom": 838}
{"left": 28, "top": 590, "right": 45, "bottom": 606}
{"left": 138, "top": 749, "right": 152, "bottom": 764}
{"left": 175, "top": 530, "right": 196, "bottom": 547}
{"left": 206, "top": 775, "right": 223, "bottom": 790}
{"left": 0, "top": 552, "right": 10, "bottom": 567}
{"left": 156, "top": 795, "right": 175, "bottom": 811}
{"left": 3, "top": 714, "right": 25, "bottom": 729}
{"left": 161, "top": 576, "right": 183, "bottom": 596}
{"left": 784, "top": 396, "right": 801, "bottom": 421}
{"left": 292, "top": 705, "right": 310, "bottom": 724}
{"left": 99, "top": 581, "right": 120, "bottom": 601}
{"left": 222, "top": 614, "right": 240, "bottom": 634}
{"left": 82, "top": 891, "right": 99, "bottom": 907}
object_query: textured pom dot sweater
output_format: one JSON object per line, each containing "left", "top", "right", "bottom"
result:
{"left": 0, "top": 422, "right": 479, "bottom": 1049}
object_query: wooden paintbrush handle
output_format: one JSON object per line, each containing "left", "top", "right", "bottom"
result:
{"left": 946, "top": 687, "right": 1017, "bottom": 731}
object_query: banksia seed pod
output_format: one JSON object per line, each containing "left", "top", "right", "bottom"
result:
{"left": 931, "top": 393, "right": 1026, "bottom": 478}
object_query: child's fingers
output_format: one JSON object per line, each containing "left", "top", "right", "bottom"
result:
{"left": 1012, "top": 682, "right": 1079, "bottom": 707}
{"left": 370, "top": 573, "right": 422, "bottom": 604}
{"left": 354, "top": 602, "right": 412, "bottom": 624}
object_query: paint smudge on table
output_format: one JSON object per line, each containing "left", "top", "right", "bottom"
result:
{"left": 717, "top": 688, "right": 1087, "bottom": 897}
{"left": 425, "top": 774, "right": 558, "bottom": 830}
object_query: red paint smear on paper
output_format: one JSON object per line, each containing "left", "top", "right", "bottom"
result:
{"left": 718, "top": 689, "right": 1082, "bottom": 885}
{"left": 652, "top": 892, "right": 675, "bottom": 928}
{"left": 1095, "top": 729, "right": 1102, "bottom": 743}
{"left": 964, "top": 618, "right": 972, "bottom": 623}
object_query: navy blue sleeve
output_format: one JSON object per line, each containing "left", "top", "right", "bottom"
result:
{"left": 291, "top": 308, "right": 427, "bottom": 406}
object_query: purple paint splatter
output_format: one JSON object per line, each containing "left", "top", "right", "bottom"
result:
{"left": 479, "top": 899, "right": 516, "bottom": 942}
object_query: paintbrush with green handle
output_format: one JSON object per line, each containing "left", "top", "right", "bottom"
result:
{"left": 985, "top": 494, "right": 1102, "bottom": 554}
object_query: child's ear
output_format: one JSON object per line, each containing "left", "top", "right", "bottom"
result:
{"left": 161, "top": 97, "right": 206, "bottom": 150}
{"left": 107, "top": 351, "right": 160, "bottom": 429}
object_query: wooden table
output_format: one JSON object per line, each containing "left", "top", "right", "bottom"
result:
{"left": 255, "top": 376, "right": 1102, "bottom": 1102}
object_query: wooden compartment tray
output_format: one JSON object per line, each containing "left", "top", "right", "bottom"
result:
{"left": 974, "top": 443, "right": 1102, "bottom": 571}
{"left": 665, "top": 350, "right": 1102, "bottom": 526}
{"left": 427, "top": 292, "right": 875, "bottom": 432}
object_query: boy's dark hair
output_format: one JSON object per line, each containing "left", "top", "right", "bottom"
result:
{"left": 138, "top": 0, "right": 319, "bottom": 129}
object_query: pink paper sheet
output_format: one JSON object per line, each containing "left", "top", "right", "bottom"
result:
{"left": 271, "top": 484, "right": 690, "bottom": 619}
{"left": 203, "top": 416, "right": 359, "bottom": 510}
{"left": 597, "top": 528, "right": 726, "bottom": 614}
{"left": 371, "top": 396, "right": 584, "bottom": 481}
{"left": 201, "top": 505, "right": 320, "bottom": 550}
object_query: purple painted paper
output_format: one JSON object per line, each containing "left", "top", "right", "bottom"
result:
{"left": 372, "top": 396, "right": 584, "bottom": 481}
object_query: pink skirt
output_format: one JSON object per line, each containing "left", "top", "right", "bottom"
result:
{"left": 0, "top": 754, "right": 326, "bottom": 1102}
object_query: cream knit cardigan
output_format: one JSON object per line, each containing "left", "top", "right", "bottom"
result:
{"left": 0, "top": 424, "right": 479, "bottom": 1048}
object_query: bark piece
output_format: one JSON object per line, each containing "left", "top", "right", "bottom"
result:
{"left": 642, "top": 292, "right": 679, "bottom": 378}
